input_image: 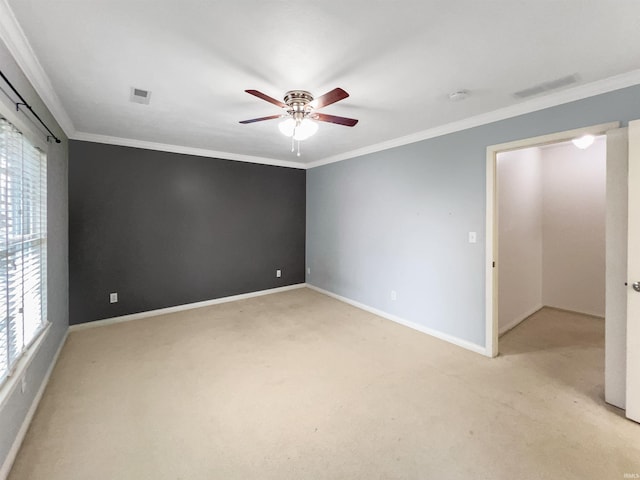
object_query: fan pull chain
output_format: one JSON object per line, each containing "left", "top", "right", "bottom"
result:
{"left": 291, "top": 124, "right": 297, "bottom": 152}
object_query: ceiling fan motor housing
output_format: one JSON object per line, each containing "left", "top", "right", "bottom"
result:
{"left": 284, "top": 90, "right": 314, "bottom": 121}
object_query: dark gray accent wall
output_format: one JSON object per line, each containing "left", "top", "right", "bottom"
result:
{"left": 307, "top": 84, "right": 640, "bottom": 349}
{"left": 0, "top": 41, "right": 69, "bottom": 471}
{"left": 69, "top": 141, "right": 305, "bottom": 325}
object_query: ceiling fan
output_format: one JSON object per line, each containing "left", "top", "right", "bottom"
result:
{"left": 239, "top": 88, "right": 358, "bottom": 155}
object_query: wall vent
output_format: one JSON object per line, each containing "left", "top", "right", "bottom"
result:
{"left": 130, "top": 87, "right": 151, "bottom": 105}
{"left": 513, "top": 74, "right": 579, "bottom": 99}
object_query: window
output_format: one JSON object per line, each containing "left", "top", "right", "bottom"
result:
{"left": 0, "top": 117, "right": 47, "bottom": 386}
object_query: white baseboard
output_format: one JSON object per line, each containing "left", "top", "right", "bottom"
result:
{"left": 307, "top": 284, "right": 488, "bottom": 356}
{"left": 0, "top": 330, "right": 69, "bottom": 480}
{"left": 69, "top": 283, "right": 308, "bottom": 331}
{"left": 543, "top": 305, "right": 605, "bottom": 320}
{"left": 499, "top": 305, "right": 544, "bottom": 336}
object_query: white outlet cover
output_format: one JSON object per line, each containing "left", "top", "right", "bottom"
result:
{"left": 110, "top": 292, "right": 118, "bottom": 303}
{"left": 391, "top": 290, "right": 397, "bottom": 301}
{"left": 276, "top": 270, "right": 281, "bottom": 278}
{"left": 468, "top": 232, "right": 477, "bottom": 243}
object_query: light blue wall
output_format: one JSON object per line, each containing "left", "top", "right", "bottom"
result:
{"left": 0, "top": 40, "right": 69, "bottom": 470}
{"left": 307, "top": 84, "right": 640, "bottom": 348}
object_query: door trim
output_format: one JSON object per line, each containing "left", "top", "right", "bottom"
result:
{"left": 484, "top": 121, "right": 620, "bottom": 357}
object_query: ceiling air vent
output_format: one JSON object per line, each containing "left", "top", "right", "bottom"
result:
{"left": 513, "top": 74, "right": 579, "bottom": 99}
{"left": 130, "top": 87, "right": 151, "bottom": 105}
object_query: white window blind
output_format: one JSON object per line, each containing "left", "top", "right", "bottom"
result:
{"left": 0, "top": 117, "right": 47, "bottom": 386}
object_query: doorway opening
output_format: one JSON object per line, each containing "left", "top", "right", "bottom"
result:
{"left": 496, "top": 135, "right": 606, "bottom": 336}
{"left": 494, "top": 135, "right": 607, "bottom": 402}
{"left": 485, "top": 121, "right": 637, "bottom": 413}
{"left": 485, "top": 121, "right": 619, "bottom": 357}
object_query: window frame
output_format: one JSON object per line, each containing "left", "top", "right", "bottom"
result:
{"left": 0, "top": 97, "right": 50, "bottom": 405}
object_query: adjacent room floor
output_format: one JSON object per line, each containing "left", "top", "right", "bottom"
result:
{"left": 8, "top": 288, "right": 640, "bottom": 479}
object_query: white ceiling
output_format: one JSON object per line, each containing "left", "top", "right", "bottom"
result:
{"left": 4, "top": 0, "right": 640, "bottom": 167}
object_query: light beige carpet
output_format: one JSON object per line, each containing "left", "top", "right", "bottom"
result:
{"left": 8, "top": 288, "right": 640, "bottom": 479}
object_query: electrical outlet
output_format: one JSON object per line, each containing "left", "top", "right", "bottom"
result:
{"left": 468, "top": 232, "right": 477, "bottom": 243}
{"left": 110, "top": 292, "right": 118, "bottom": 303}
{"left": 21, "top": 376, "right": 26, "bottom": 394}
{"left": 307, "top": 267, "right": 311, "bottom": 275}
{"left": 276, "top": 269, "right": 281, "bottom": 278}
{"left": 391, "top": 290, "right": 397, "bottom": 301}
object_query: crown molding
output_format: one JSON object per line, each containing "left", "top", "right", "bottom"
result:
{"left": 0, "top": 0, "right": 75, "bottom": 137}
{"left": 71, "top": 67, "right": 640, "bottom": 171}
{"left": 307, "top": 69, "right": 640, "bottom": 169}
{"left": 71, "top": 131, "right": 306, "bottom": 169}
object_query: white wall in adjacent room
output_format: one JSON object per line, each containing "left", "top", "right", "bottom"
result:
{"left": 541, "top": 136, "right": 606, "bottom": 317}
{"left": 497, "top": 147, "right": 543, "bottom": 333}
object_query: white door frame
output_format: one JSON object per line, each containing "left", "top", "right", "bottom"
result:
{"left": 485, "top": 121, "right": 620, "bottom": 357}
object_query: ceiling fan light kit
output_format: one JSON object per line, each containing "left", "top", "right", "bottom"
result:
{"left": 240, "top": 87, "right": 358, "bottom": 156}
{"left": 279, "top": 117, "right": 319, "bottom": 141}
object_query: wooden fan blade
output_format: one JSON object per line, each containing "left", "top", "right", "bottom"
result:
{"left": 315, "top": 113, "right": 358, "bottom": 127}
{"left": 239, "top": 114, "right": 282, "bottom": 124}
{"left": 245, "top": 90, "right": 286, "bottom": 108}
{"left": 312, "top": 88, "right": 349, "bottom": 109}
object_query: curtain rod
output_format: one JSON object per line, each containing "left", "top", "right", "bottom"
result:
{"left": 0, "top": 69, "right": 61, "bottom": 144}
